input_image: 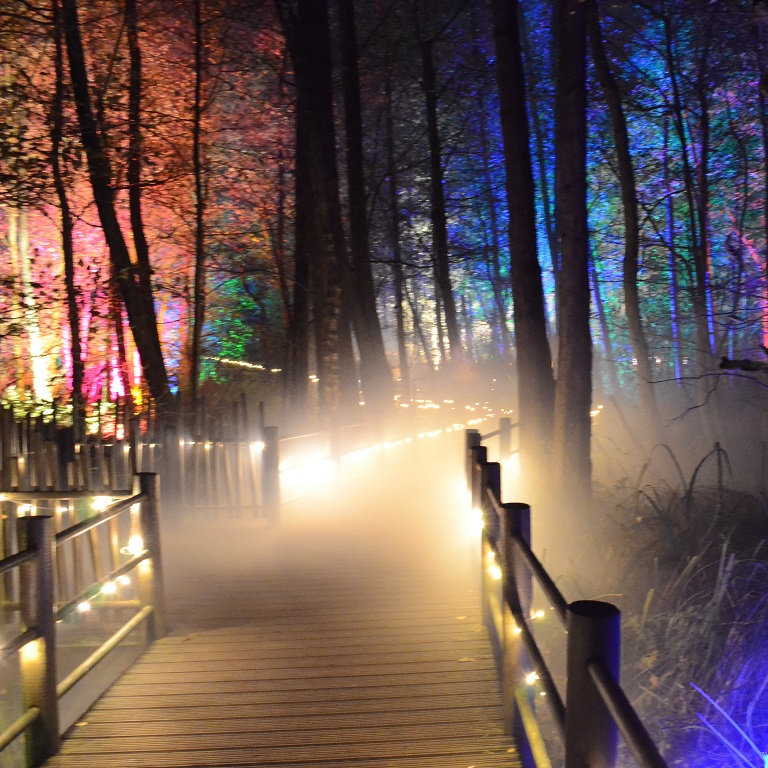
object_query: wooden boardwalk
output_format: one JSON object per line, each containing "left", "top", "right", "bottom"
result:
{"left": 43, "top": 435, "right": 519, "bottom": 768}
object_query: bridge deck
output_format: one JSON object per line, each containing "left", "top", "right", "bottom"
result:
{"left": 44, "top": 435, "right": 519, "bottom": 767}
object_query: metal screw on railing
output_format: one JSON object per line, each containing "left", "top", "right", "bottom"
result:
{"left": 262, "top": 426, "right": 280, "bottom": 524}
{"left": 17, "top": 515, "right": 60, "bottom": 766}
{"left": 137, "top": 473, "right": 167, "bottom": 641}
{"left": 565, "top": 600, "right": 620, "bottom": 768}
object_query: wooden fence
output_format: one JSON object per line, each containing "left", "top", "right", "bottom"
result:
{"left": 0, "top": 399, "right": 278, "bottom": 522}
{"left": 466, "top": 428, "right": 668, "bottom": 768}
{"left": 0, "top": 476, "right": 164, "bottom": 767}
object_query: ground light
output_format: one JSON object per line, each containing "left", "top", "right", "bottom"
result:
{"left": 692, "top": 683, "right": 767, "bottom": 767}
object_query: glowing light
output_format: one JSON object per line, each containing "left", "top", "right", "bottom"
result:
{"left": 251, "top": 440, "right": 265, "bottom": 453}
{"left": 117, "top": 575, "right": 131, "bottom": 586}
{"left": 101, "top": 581, "right": 117, "bottom": 595}
{"left": 121, "top": 534, "right": 144, "bottom": 558}
{"left": 692, "top": 683, "right": 767, "bottom": 767}
{"left": 525, "top": 671, "right": 540, "bottom": 686}
{"left": 92, "top": 496, "right": 113, "bottom": 512}
{"left": 530, "top": 609, "right": 546, "bottom": 620}
{"left": 16, "top": 503, "right": 35, "bottom": 516}
{"left": 486, "top": 551, "right": 502, "bottom": 582}
{"left": 20, "top": 638, "right": 41, "bottom": 664}
{"left": 77, "top": 601, "right": 91, "bottom": 614}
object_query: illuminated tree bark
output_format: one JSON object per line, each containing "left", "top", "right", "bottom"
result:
{"left": 491, "top": 0, "right": 555, "bottom": 477}
{"left": 276, "top": 0, "right": 348, "bottom": 417}
{"left": 587, "top": 0, "right": 663, "bottom": 445}
{"left": 190, "top": 0, "right": 206, "bottom": 406}
{"left": 60, "top": 0, "right": 171, "bottom": 410}
{"left": 337, "top": 0, "right": 393, "bottom": 408}
{"left": 417, "top": 35, "right": 462, "bottom": 364}
{"left": 552, "top": 0, "right": 591, "bottom": 498}
{"left": 52, "top": 0, "right": 83, "bottom": 436}
{"left": 384, "top": 70, "right": 411, "bottom": 397}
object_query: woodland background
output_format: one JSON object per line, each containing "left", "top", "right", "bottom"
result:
{"left": 2, "top": 2, "right": 768, "bottom": 763}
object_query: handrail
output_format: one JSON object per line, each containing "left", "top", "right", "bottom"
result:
{"left": 588, "top": 658, "right": 669, "bottom": 768}
{"left": 55, "top": 492, "right": 140, "bottom": 545}
{"left": 485, "top": 484, "right": 568, "bottom": 623}
{"left": 0, "top": 547, "right": 36, "bottom": 577}
{"left": 0, "top": 472, "right": 165, "bottom": 767}
{"left": 468, "top": 430, "right": 669, "bottom": 768}
{"left": 57, "top": 604, "right": 154, "bottom": 698}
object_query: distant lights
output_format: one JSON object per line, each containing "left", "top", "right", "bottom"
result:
{"left": 203, "top": 356, "right": 282, "bottom": 373}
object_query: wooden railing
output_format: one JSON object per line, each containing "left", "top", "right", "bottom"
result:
{"left": 0, "top": 475, "right": 164, "bottom": 767}
{"left": 466, "top": 429, "right": 669, "bottom": 768}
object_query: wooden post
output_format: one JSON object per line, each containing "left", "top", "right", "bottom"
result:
{"left": 18, "top": 515, "right": 60, "bottom": 765}
{"left": 500, "top": 503, "right": 535, "bottom": 767}
{"left": 565, "top": 600, "right": 620, "bottom": 768}
{"left": 262, "top": 426, "right": 280, "bottom": 524}
{"left": 469, "top": 444, "right": 487, "bottom": 512}
{"left": 137, "top": 473, "right": 166, "bottom": 641}
{"left": 465, "top": 429, "right": 481, "bottom": 490}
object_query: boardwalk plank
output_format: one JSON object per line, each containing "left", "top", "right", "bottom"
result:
{"left": 44, "top": 436, "right": 520, "bottom": 768}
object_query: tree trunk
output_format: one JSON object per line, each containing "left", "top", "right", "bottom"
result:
{"left": 663, "top": 115, "right": 684, "bottom": 380}
{"left": 190, "top": 0, "right": 206, "bottom": 406}
{"left": 552, "top": 0, "right": 591, "bottom": 499}
{"left": 277, "top": 0, "right": 348, "bottom": 418}
{"left": 587, "top": 0, "right": 663, "bottom": 445}
{"left": 337, "top": 0, "right": 392, "bottom": 409}
{"left": 589, "top": 253, "right": 619, "bottom": 396}
{"left": 60, "top": 0, "right": 171, "bottom": 409}
{"left": 418, "top": 37, "right": 462, "bottom": 363}
{"left": 491, "top": 0, "right": 555, "bottom": 479}
{"left": 52, "top": 0, "right": 84, "bottom": 438}
{"left": 384, "top": 72, "right": 411, "bottom": 397}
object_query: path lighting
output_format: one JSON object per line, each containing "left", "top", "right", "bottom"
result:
{"left": 20, "top": 638, "right": 41, "bottom": 664}
{"left": 92, "top": 496, "right": 113, "bottom": 512}
{"left": 101, "top": 581, "right": 117, "bottom": 596}
{"left": 525, "top": 671, "right": 540, "bottom": 686}
{"left": 121, "top": 534, "right": 144, "bottom": 558}
{"left": 485, "top": 551, "right": 502, "bottom": 582}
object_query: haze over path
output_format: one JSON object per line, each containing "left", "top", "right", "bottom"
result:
{"left": 43, "top": 430, "right": 520, "bottom": 767}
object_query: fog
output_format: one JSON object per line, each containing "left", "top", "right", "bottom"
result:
{"left": 153, "top": 365, "right": 768, "bottom": 767}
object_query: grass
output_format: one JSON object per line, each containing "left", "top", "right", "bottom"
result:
{"left": 585, "top": 441, "right": 768, "bottom": 767}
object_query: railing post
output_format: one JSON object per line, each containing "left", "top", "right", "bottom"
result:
{"left": 499, "top": 417, "right": 511, "bottom": 461}
{"left": 465, "top": 429, "right": 481, "bottom": 490}
{"left": 565, "top": 600, "right": 620, "bottom": 768}
{"left": 262, "top": 426, "right": 280, "bottom": 524}
{"left": 18, "top": 515, "right": 60, "bottom": 766}
{"left": 469, "top": 445, "right": 487, "bottom": 512}
{"left": 482, "top": 461, "right": 501, "bottom": 542}
{"left": 137, "top": 473, "right": 166, "bottom": 641}
{"left": 500, "top": 503, "right": 535, "bottom": 767}
{"left": 479, "top": 461, "right": 502, "bottom": 637}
